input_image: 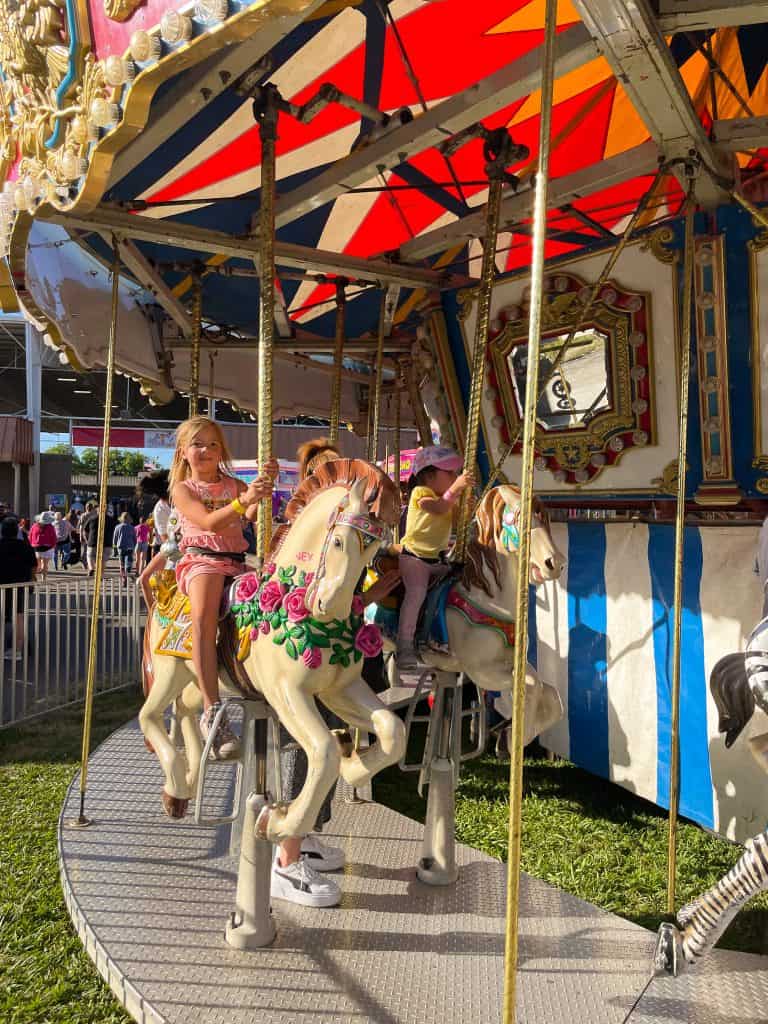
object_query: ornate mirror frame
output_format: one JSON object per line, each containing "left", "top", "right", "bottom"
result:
{"left": 485, "top": 272, "right": 656, "bottom": 485}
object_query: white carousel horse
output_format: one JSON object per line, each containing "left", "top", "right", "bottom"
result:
{"left": 654, "top": 613, "right": 768, "bottom": 976}
{"left": 370, "top": 485, "right": 567, "bottom": 746}
{"left": 139, "top": 459, "right": 406, "bottom": 841}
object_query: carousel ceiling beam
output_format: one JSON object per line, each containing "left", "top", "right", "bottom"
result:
{"left": 656, "top": 0, "right": 768, "bottom": 32}
{"left": 41, "top": 207, "right": 467, "bottom": 290}
{"left": 399, "top": 140, "right": 659, "bottom": 261}
{"left": 571, "top": 0, "right": 732, "bottom": 206}
{"left": 713, "top": 116, "right": 768, "bottom": 151}
{"left": 110, "top": 236, "right": 195, "bottom": 337}
{"left": 165, "top": 334, "right": 413, "bottom": 354}
{"left": 107, "top": 1, "right": 329, "bottom": 188}
{"left": 271, "top": 23, "right": 597, "bottom": 230}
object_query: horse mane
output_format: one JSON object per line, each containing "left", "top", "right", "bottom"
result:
{"left": 268, "top": 458, "right": 400, "bottom": 559}
{"left": 461, "top": 488, "right": 510, "bottom": 598}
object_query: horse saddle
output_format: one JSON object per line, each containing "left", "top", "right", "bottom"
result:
{"left": 151, "top": 571, "right": 232, "bottom": 661}
{"left": 365, "top": 569, "right": 458, "bottom": 652}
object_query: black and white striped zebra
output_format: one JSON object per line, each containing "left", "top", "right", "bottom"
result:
{"left": 654, "top": 829, "right": 768, "bottom": 976}
{"left": 654, "top": 615, "right": 768, "bottom": 977}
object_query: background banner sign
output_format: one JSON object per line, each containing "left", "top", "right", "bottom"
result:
{"left": 383, "top": 450, "right": 417, "bottom": 482}
{"left": 71, "top": 427, "right": 177, "bottom": 449}
{"left": 72, "top": 427, "right": 146, "bottom": 447}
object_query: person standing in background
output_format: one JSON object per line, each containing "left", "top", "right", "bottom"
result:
{"left": 29, "top": 512, "right": 57, "bottom": 580}
{"left": 113, "top": 512, "right": 137, "bottom": 585}
{"left": 79, "top": 501, "right": 99, "bottom": 577}
{"left": 134, "top": 517, "right": 150, "bottom": 575}
{"left": 0, "top": 517, "right": 37, "bottom": 660}
{"left": 53, "top": 511, "right": 72, "bottom": 570}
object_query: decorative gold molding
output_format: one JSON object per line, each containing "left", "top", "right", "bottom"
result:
{"left": 749, "top": 230, "right": 768, "bottom": 467}
{"left": 653, "top": 459, "right": 681, "bottom": 495}
{"left": 104, "top": 0, "right": 146, "bottom": 20}
{"left": 692, "top": 234, "right": 736, "bottom": 494}
{"left": 639, "top": 226, "right": 678, "bottom": 265}
{"left": 485, "top": 271, "right": 655, "bottom": 485}
{"left": 756, "top": 478, "right": 768, "bottom": 495}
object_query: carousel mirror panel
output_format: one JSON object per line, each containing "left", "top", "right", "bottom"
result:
{"left": 487, "top": 273, "right": 655, "bottom": 485}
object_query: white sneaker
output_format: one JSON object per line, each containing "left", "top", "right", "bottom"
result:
{"left": 300, "top": 833, "right": 345, "bottom": 872}
{"left": 271, "top": 856, "right": 341, "bottom": 908}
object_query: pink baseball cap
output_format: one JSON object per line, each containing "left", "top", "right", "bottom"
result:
{"left": 412, "top": 445, "right": 463, "bottom": 476}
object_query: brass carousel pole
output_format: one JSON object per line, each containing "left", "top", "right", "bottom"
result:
{"left": 254, "top": 86, "right": 279, "bottom": 559}
{"left": 731, "top": 189, "right": 768, "bottom": 232}
{"left": 368, "top": 289, "right": 387, "bottom": 463}
{"left": 453, "top": 141, "right": 510, "bottom": 559}
{"left": 503, "top": 0, "right": 557, "bottom": 1018}
{"left": 329, "top": 279, "right": 347, "bottom": 445}
{"left": 667, "top": 182, "right": 696, "bottom": 916}
{"left": 189, "top": 275, "right": 202, "bottom": 417}
{"left": 405, "top": 359, "right": 433, "bottom": 446}
{"left": 70, "top": 237, "right": 122, "bottom": 827}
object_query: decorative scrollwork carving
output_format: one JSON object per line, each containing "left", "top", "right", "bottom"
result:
{"left": 104, "top": 0, "right": 145, "bottom": 21}
{"left": 640, "top": 226, "right": 677, "bottom": 265}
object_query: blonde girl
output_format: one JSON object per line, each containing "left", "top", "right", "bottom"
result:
{"left": 170, "top": 416, "right": 277, "bottom": 756}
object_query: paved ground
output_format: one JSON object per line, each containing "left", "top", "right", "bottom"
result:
{"left": 59, "top": 720, "right": 768, "bottom": 1024}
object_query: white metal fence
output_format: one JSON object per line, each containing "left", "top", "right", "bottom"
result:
{"left": 0, "top": 578, "right": 141, "bottom": 728}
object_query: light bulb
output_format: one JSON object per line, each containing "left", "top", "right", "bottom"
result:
{"left": 160, "top": 11, "right": 193, "bottom": 43}
{"left": 90, "top": 98, "right": 119, "bottom": 128}
{"left": 130, "top": 30, "right": 162, "bottom": 62}
{"left": 22, "top": 174, "right": 41, "bottom": 203}
{"left": 195, "top": 0, "right": 228, "bottom": 21}
{"left": 103, "top": 55, "right": 135, "bottom": 87}
{"left": 60, "top": 149, "right": 87, "bottom": 180}
{"left": 58, "top": 350, "right": 69, "bottom": 365}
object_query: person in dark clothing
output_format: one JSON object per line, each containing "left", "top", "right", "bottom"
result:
{"left": 79, "top": 502, "right": 99, "bottom": 576}
{"left": 0, "top": 517, "right": 37, "bottom": 659}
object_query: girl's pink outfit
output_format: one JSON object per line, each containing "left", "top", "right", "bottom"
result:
{"left": 175, "top": 477, "right": 247, "bottom": 595}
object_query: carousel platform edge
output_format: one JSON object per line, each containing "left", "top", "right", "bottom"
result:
{"left": 57, "top": 719, "right": 768, "bottom": 1024}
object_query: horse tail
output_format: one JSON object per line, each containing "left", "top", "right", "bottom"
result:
{"left": 710, "top": 652, "right": 753, "bottom": 748}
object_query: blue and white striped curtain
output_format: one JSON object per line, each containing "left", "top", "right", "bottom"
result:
{"left": 530, "top": 523, "right": 764, "bottom": 842}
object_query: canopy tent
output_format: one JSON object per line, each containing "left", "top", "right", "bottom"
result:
{"left": 3, "top": 0, "right": 768, "bottom": 422}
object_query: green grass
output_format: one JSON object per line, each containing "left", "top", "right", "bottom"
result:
{"left": 0, "top": 689, "right": 142, "bottom": 1024}
{"left": 3, "top": 696, "right": 768, "bottom": 1024}
{"left": 376, "top": 737, "right": 768, "bottom": 955}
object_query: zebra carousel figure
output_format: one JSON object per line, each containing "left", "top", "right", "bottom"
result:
{"left": 654, "top": 614, "right": 768, "bottom": 976}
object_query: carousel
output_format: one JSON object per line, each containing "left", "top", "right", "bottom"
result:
{"left": 5, "top": 0, "right": 768, "bottom": 1020}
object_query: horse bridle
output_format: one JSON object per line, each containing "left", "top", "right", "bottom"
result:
{"left": 311, "top": 493, "right": 391, "bottom": 593}
{"left": 500, "top": 500, "right": 550, "bottom": 552}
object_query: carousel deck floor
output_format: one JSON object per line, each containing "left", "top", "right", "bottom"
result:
{"left": 59, "top": 720, "right": 768, "bottom": 1024}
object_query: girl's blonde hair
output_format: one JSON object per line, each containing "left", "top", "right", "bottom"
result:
{"left": 169, "top": 416, "right": 234, "bottom": 491}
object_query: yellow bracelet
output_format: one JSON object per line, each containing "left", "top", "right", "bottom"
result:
{"left": 231, "top": 496, "right": 247, "bottom": 516}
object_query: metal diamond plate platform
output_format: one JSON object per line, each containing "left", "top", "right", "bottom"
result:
{"left": 59, "top": 720, "right": 768, "bottom": 1024}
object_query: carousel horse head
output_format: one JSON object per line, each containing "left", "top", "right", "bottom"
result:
{"left": 463, "top": 485, "right": 565, "bottom": 597}
{"left": 275, "top": 459, "right": 400, "bottom": 623}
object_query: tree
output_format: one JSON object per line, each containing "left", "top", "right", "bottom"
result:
{"left": 45, "top": 444, "right": 86, "bottom": 474}
{"left": 47, "top": 446, "right": 152, "bottom": 477}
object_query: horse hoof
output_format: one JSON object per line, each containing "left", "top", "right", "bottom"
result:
{"left": 161, "top": 790, "right": 189, "bottom": 819}
{"left": 331, "top": 728, "right": 355, "bottom": 758}
{"left": 653, "top": 922, "right": 685, "bottom": 978}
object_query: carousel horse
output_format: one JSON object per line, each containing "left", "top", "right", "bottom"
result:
{"left": 368, "top": 485, "right": 567, "bottom": 747}
{"left": 654, "top": 612, "right": 768, "bottom": 976}
{"left": 139, "top": 459, "right": 405, "bottom": 840}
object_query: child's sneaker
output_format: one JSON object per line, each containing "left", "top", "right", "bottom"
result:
{"left": 271, "top": 856, "right": 341, "bottom": 907}
{"left": 199, "top": 702, "right": 240, "bottom": 759}
{"left": 300, "top": 833, "right": 345, "bottom": 872}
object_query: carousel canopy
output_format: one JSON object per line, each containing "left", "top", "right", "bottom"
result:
{"left": 2, "top": 0, "right": 768, "bottom": 419}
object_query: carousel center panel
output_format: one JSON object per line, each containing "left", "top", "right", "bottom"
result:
{"left": 59, "top": 720, "right": 768, "bottom": 1024}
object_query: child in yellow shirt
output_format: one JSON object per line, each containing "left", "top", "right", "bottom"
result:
{"left": 397, "top": 446, "right": 474, "bottom": 669}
